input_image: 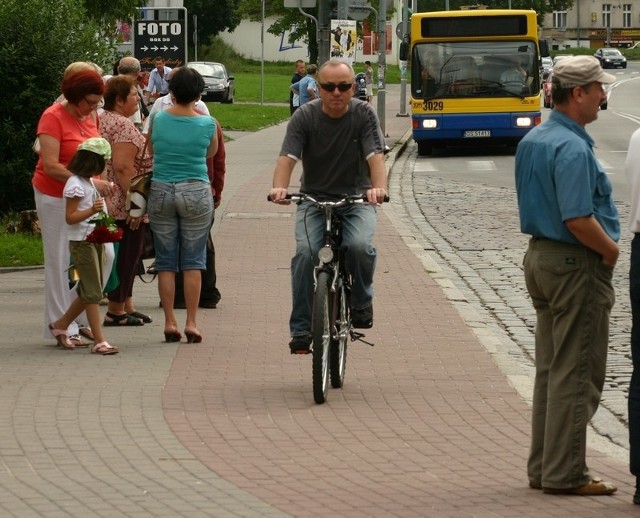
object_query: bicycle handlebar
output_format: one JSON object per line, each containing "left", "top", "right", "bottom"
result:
{"left": 267, "top": 193, "right": 390, "bottom": 204}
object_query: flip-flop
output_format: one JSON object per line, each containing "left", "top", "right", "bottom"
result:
{"left": 127, "top": 311, "right": 152, "bottom": 323}
{"left": 78, "top": 326, "right": 95, "bottom": 341}
{"left": 68, "top": 335, "right": 90, "bottom": 348}
{"left": 91, "top": 341, "right": 119, "bottom": 355}
{"left": 49, "top": 324, "right": 74, "bottom": 349}
{"left": 103, "top": 312, "right": 144, "bottom": 326}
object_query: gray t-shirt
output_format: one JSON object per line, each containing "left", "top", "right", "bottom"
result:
{"left": 280, "top": 98, "right": 385, "bottom": 198}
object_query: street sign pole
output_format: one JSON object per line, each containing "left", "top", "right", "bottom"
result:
{"left": 377, "top": 0, "right": 387, "bottom": 135}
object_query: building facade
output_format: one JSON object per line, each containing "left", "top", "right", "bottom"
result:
{"left": 542, "top": 0, "right": 640, "bottom": 49}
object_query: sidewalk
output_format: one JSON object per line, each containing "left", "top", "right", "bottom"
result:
{"left": 0, "top": 85, "right": 636, "bottom": 517}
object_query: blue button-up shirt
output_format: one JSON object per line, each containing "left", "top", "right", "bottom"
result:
{"left": 515, "top": 109, "right": 619, "bottom": 244}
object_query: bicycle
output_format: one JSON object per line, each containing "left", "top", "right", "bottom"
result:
{"left": 271, "top": 192, "right": 387, "bottom": 404}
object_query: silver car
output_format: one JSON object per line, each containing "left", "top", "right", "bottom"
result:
{"left": 187, "top": 61, "right": 235, "bottom": 103}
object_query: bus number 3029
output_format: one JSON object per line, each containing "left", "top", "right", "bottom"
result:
{"left": 423, "top": 100, "right": 444, "bottom": 111}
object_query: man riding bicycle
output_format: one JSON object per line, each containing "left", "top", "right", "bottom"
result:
{"left": 269, "top": 59, "right": 388, "bottom": 355}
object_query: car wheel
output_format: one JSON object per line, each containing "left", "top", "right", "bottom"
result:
{"left": 623, "top": 64, "right": 627, "bottom": 69}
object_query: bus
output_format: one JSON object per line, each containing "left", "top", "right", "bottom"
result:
{"left": 401, "top": 9, "right": 547, "bottom": 155}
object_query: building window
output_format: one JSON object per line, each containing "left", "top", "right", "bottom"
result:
{"left": 623, "top": 4, "right": 632, "bottom": 28}
{"left": 553, "top": 10, "right": 567, "bottom": 28}
{"left": 603, "top": 4, "right": 611, "bottom": 27}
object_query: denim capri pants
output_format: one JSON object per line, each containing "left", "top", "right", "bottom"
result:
{"left": 148, "top": 180, "right": 214, "bottom": 272}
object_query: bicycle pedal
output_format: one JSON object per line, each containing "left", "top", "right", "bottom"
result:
{"left": 350, "top": 331, "right": 374, "bottom": 346}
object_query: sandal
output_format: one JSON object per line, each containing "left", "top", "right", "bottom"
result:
{"left": 68, "top": 334, "right": 90, "bottom": 348}
{"left": 91, "top": 341, "right": 119, "bottom": 355}
{"left": 127, "top": 311, "right": 152, "bottom": 323}
{"left": 78, "top": 326, "right": 95, "bottom": 341}
{"left": 103, "top": 312, "right": 144, "bottom": 326}
{"left": 49, "top": 324, "right": 74, "bottom": 350}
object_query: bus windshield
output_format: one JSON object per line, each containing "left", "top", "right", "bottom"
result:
{"left": 412, "top": 41, "right": 539, "bottom": 100}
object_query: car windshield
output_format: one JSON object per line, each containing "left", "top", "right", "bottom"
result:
{"left": 603, "top": 49, "right": 621, "bottom": 56}
{"left": 189, "top": 63, "right": 225, "bottom": 79}
{"left": 411, "top": 41, "right": 540, "bottom": 100}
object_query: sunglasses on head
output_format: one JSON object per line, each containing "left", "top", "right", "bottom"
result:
{"left": 319, "top": 82, "right": 353, "bottom": 92}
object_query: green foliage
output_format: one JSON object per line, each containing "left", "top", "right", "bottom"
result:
{"left": 0, "top": 0, "right": 117, "bottom": 215}
{"left": 186, "top": 0, "right": 243, "bottom": 53}
{"left": 82, "top": 0, "right": 146, "bottom": 27}
{"left": 0, "top": 225, "right": 43, "bottom": 267}
{"left": 413, "top": 1, "right": 573, "bottom": 26}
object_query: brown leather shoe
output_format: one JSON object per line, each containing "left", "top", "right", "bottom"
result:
{"left": 543, "top": 478, "right": 617, "bottom": 496}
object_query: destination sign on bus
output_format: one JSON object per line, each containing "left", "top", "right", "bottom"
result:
{"left": 421, "top": 15, "right": 528, "bottom": 38}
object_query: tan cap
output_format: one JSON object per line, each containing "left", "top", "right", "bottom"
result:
{"left": 553, "top": 55, "right": 616, "bottom": 88}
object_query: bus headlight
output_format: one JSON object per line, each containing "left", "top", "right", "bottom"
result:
{"left": 318, "top": 247, "right": 334, "bottom": 264}
{"left": 516, "top": 117, "right": 533, "bottom": 128}
{"left": 422, "top": 119, "right": 438, "bottom": 129}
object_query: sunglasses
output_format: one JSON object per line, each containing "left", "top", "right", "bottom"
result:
{"left": 319, "top": 82, "right": 353, "bottom": 92}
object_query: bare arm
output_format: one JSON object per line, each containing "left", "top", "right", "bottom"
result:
{"left": 365, "top": 152, "right": 388, "bottom": 204}
{"left": 268, "top": 155, "right": 297, "bottom": 202}
{"left": 111, "top": 142, "right": 138, "bottom": 190}
{"left": 39, "top": 134, "right": 73, "bottom": 183}
{"left": 565, "top": 216, "right": 620, "bottom": 267}
{"left": 65, "top": 195, "right": 104, "bottom": 226}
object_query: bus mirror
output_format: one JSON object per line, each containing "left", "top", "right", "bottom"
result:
{"left": 399, "top": 37, "right": 410, "bottom": 61}
{"left": 539, "top": 39, "right": 550, "bottom": 57}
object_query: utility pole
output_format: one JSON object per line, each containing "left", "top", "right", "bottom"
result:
{"left": 318, "top": 0, "right": 331, "bottom": 66}
{"left": 376, "top": 0, "right": 387, "bottom": 134}
{"left": 397, "top": 0, "right": 409, "bottom": 117}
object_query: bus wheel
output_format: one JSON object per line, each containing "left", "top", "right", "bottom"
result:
{"left": 417, "top": 140, "right": 433, "bottom": 156}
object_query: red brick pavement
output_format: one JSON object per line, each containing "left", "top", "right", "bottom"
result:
{"left": 162, "top": 105, "right": 637, "bottom": 516}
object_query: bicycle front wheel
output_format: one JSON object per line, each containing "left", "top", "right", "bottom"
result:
{"left": 330, "top": 279, "right": 348, "bottom": 388}
{"left": 312, "top": 271, "right": 332, "bottom": 404}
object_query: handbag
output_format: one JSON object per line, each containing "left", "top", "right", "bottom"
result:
{"left": 125, "top": 138, "right": 151, "bottom": 218}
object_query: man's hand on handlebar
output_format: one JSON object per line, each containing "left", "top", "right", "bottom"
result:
{"left": 366, "top": 187, "right": 388, "bottom": 205}
{"left": 268, "top": 187, "right": 290, "bottom": 204}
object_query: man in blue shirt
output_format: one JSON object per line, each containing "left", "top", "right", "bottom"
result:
{"left": 145, "top": 56, "right": 172, "bottom": 105}
{"left": 291, "top": 64, "right": 318, "bottom": 106}
{"left": 515, "top": 56, "right": 618, "bottom": 496}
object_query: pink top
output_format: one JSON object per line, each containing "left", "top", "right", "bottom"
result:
{"left": 99, "top": 110, "right": 153, "bottom": 220}
{"left": 32, "top": 103, "right": 100, "bottom": 198}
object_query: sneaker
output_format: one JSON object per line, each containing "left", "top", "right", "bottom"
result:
{"left": 289, "top": 335, "right": 312, "bottom": 354}
{"left": 352, "top": 304, "right": 373, "bottom": 329}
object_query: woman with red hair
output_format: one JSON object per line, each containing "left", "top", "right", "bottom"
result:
{"left": 33, "top": 68, "right": 115, "bottom": 349}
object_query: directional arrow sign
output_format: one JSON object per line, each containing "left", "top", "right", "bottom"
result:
{"left": 134, "top": 19, "right": 186, "bottom": 70}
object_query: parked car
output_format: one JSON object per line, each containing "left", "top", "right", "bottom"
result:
{"left": 187, "top": 61, "right": 235, "bottom": 103}
{"left": 593, "top": 48, "right": 627, "bottom": 69}
{"left": 540, "top": 56, "right": 553, "bottom": 80}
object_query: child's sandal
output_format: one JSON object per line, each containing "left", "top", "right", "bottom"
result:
{"left": 91, "top": 341, "right": 119, "bottom": 355}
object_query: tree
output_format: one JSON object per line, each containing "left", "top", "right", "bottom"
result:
{"left": 185, "top": 0, "right": 244, "bottom": 53}
{"left": 414, "top": 1, "right": 574, "bottom": 25}
{"left": 0, "top": 0, "right": 116, "bottom": 214}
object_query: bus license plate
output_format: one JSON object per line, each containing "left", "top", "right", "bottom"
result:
{"left": 464, "top": 130, "right": 491, "bottom": 138}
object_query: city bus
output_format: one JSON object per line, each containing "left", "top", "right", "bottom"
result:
{"left": 401, "top": 9, "right": 547, "bottom": 155}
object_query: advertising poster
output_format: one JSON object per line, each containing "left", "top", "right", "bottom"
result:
{"left": 331, "top": 19, "right": 358, "bottom": 66}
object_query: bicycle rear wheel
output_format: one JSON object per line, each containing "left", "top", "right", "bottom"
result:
{"left": 330, "top": 279, "right": 348, "bottom": 388}
{"left": 312, "top": 271, "right": 332, "bottom": 404}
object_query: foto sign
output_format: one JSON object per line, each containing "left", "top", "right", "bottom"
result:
{"left": 134, "top": 19, "right": 186, "bottom": 70}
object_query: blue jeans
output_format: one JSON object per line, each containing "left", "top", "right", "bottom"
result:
{"left": 630, "top": 234, "right": 640, "bottom": 477}
{"left": 148, "top": 181, "right": 213, "bottom": 272}
{"left": 290, "top": 201, "right": 377, "bottom": 337}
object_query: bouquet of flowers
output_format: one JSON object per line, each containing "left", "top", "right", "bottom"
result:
{"left": 86, "top": 212, "right": 124, "bottom": 244}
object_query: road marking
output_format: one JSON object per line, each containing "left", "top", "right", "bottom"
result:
{"left": 467, "top": 161, "right": 496, "bottom": 171}
{"left": 414, "top": 162, "right": 439, "bottom": 172}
